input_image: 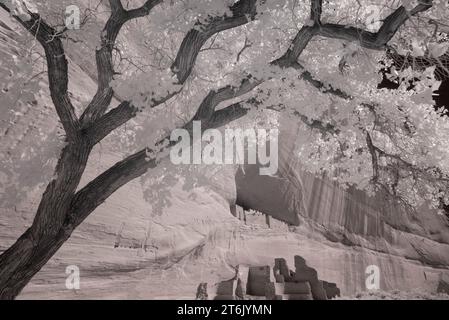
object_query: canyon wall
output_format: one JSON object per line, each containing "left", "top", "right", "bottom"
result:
{"left": 235, "top": 116, "right": 449, "bottom": 295}
{"left": 1, "top": 6, "right": 449, "bottom": 299}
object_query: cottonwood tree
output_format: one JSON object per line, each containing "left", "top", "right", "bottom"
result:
{"left": 0, "top": 0, "right": 448, "bottom": 299}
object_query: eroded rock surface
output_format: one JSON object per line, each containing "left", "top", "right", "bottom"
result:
{"left": 235, "top": 116, "right": 449, "bottom": 295}
{"left": 209, "top": 255, "right": 340, "bottom": 300}
{"left": 1, "top": 7, "right": 448, "bottom": 299}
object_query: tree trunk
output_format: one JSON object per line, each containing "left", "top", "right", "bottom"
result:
{"left": 0, "top": 228, "right": 72, "bottom": 299}
{"left": 0, "top": 141, "right": 91, "bottom": 299}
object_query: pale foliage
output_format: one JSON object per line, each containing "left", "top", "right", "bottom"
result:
{"left": 1, "top": 0, "right": 449, "bottom": 214}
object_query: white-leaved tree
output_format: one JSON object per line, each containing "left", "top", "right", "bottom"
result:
{"left": 0, "top": 0, "right": 448, "bottom": 299}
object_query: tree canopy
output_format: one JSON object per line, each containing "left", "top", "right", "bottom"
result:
{"left": 1, "top": 0, "right": 449, "bottom": 299}
{"left": 2, "top": 0, "right": 448, "bottom": 212}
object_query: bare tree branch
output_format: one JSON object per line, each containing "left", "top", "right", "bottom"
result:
{"left": 318, "top": 1, "right": 433, "bottom": 50}
{"left": 0, "top": 0, "right": 439, "bottom": 297}
{"left": 209, "top": 102, "right": 249, "bottom": 128}
{"left": 366, "top": 132, "right": 379, "bottom": 183}
{"left": 69, "top": 0, "right": 326, "bottom": 224}
{"left": 126, "top": 0, "right": 163, "bottom": 19}
{"left": 0, "top": 4, "right": 80, "bottom": 139}
{"left": 236, "top": 36, "right": 251, "bottom": 62}
{"left": 70, "top": 77, "right": 260, "bottom": 226}
{"left": 80, "top": 0, "right": 163, "bottom": 125}
{"left": 88, "top": 0, "right": 431, "bottom": 145}
{"left": 310, "top": 0, "right": 323, "bottom": 25}
{"left": 190, "top": 77, "right": 262, "bottom": 125}
{"left": 88, "top": 0, "right": 260, "bottom": 144}
{"left": 171, "top": 0, "right": 259, "bottom": 84}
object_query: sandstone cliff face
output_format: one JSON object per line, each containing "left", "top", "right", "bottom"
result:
{"left": 235, "top": 116, "right": 449, "bottom": 295}
{"left": 1, "top": 6, "right": 449, "bottom": 299}
{"left": 0, "top": 11, "right": 239, "bottom": 299}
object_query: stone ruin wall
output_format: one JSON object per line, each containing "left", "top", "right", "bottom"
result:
{"left": 230, "top": 204, "right": 290, "bottom": 232}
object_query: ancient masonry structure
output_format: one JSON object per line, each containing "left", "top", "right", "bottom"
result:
{"left": 200, "top": 255, "right": 340, "bottom": 300}
{"left": 230, "top": 204, "right": 289, "bottom": 231}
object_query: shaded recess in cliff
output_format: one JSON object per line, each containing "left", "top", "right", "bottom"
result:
{"left": 234, "top": 116, "right": 449, "bottom": 268}
{"left": 236, "top": 165, "right": 300, "bottom": 226}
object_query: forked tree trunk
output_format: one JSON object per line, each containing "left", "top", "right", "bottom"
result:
{"left": 0, "top": 141, "right": 92, "bottom": 299}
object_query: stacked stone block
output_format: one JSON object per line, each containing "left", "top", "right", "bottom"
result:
{"left": 214, "top": 279, "right": 238, "bottom": 300}
{"left": 322, "top": 281, "right": 341, "bottom": 299}
{"left": 210, "top": 255, "right": 340, "bottom": 300}
{"left": 229, "top": 205, "right": 288, "bottom": 231}
{"left": 247, "top": 266, "right": 274, "bottom": 296}
{"left": 230, "top": 204, "right": 246, "bottom": 222}
{"left": 291, "top": 255, "right": 328, "bottom": 300}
